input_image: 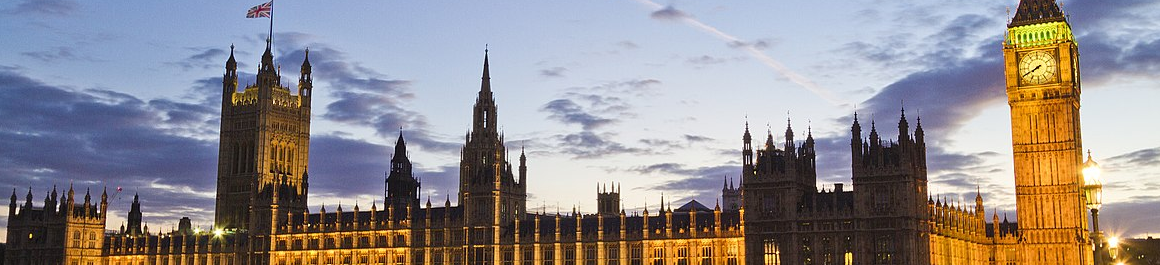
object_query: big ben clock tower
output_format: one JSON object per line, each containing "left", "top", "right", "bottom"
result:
{"left": 1003, "top": 0, "right": 1090, "bottom": 264}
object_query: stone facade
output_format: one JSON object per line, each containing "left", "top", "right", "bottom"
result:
{"left": 1003, "top": 0, "right": 1091, "bottom": 264}
{"left": 3, "top": 1, "right": 1099, "bottom": 264}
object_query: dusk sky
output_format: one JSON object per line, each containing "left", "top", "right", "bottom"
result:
{"left": 2, "top": 0, "right": 1159, "bottom": 240}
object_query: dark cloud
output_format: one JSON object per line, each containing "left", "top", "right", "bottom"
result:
{"left": 265, "top": 33, "right": 460, "bottom": 154}
{"left": 1100, "top": 199, "right": 1160, "bottom": 238}
{"left": 650, "top": 5, "right": 690, "bottom": 21}
{"left": 1106, "top": 147, "right": 1160, "bottom": 168}
{"left": 307, "top": 135, "right": 390, "bottom": 197}
{"left": 683, "top": 134, "right": 713, "bottom": 143}
{"left": 810, "top": 134, "right": 852, "bottom": 183}
{"left": 629, "top": 163, "right": 737, "bottom": 205}
{"left": 542, "top": 98, "right": 616, "bottom": 130}
{"left": 6, "top": 0, "right": 77, "bottom": 16}
{"left": 539, "top": 67, "right": 567, "bottom": 78}
{"left": 552, "top": 132, "right": 650, "bottom": 159}
{"left": 538, "top": 78, "right": 667, "bottom": 159}
{"left": 0, "top": 68, "right": 219, "bottom": 230}
{"left": 541, "top": 79, "right": 661, "bottom": 130}
{"left": 21, "top": 47, "right": 100, "bottom": 63}
{"left": 856, "top": 38, "right": 1005, "bottom": 144}
{"left": 839, "top": 34, "right": 918, "bottom": 68}
{"left": 167, "top": 48, "right": 229, "bottom": 70}
{"left": 635, "top": 135, "right": 714, "bottom": 153}
{"left": 307, "top": 135, "right": 461, "bottom": 203}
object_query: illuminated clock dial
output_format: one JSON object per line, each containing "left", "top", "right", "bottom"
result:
{"left": 1018, "top": 50, "right": 1057, "bottom": 85}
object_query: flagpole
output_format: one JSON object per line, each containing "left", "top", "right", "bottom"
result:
{"left": 268, "top": 0, "right": 274, "bottom": 45}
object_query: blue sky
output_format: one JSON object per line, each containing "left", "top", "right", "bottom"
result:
{"left": 2, "top": 0, "right": 1160, "bottom": 240}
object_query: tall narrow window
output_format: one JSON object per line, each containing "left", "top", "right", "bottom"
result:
{"left": 874, "top": 236, "right": 894, "bottom": 265}
{"left": 543, "top": 248, "right": 556, "bottom": 265}
{"left": 700, "top": 247, "right": 712, "bottom": 265}
{"left": 607, "top": 246, "right": 620, "bottom": 265}
{"left": 651, "top": 248, "right": 665, "bottom": 265}
{"left": 763, "top": 239, "right": 780, "bottom": 265}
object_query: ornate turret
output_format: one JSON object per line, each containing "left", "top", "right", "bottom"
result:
{"left": 24, "top": 187, "right": 33, "bottom": 209}
{"left": 299, "top": 48, "right": 313, "bottom": 104}
{"left": 784, "top": 118, "right": 795, "bottom": 155}
{"left": 519, "top": 146, "right": 527, "bottom": 187}
{"left": 386, "top": 131, "right": 419, "bottom": 209}
{"left": 99, "top": 188, "right": 108, "bottom": 218}
{"left": 257, "top": 40, "right": 277, "bottom": 87}
{"left": 128, "top": 193, "right": 143, "bottom": 235}
{"left": 742, "top": 121, "right": 754, "bottom": 177}
{"left": 898, "top": 107, "right": 910, "bottom": 143}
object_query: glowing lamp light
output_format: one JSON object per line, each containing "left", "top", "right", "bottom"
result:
{"left": 1108, "top": 236, "right": 1120, "bottom": 249}
{"left": 1082, "top": 151, "right": 1103, "bottom": 210}
{"left": 213, "top": 229, "right": 224, "bottom": 237}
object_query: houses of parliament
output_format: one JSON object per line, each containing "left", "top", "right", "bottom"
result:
{"left": 4, "top": 0, "right": 1098, "bottom": 264}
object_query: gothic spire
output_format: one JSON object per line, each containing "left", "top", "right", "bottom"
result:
{"left": 472, "top": 48, "right": 498, "bottom": 135}
{"left": 260, "top": 39, "right": 275, "bottom": 75}
{"left": 482, "top": 48, "right": 491, "bottom": 94}
{"left": 393, "top": 129, "right": 409, "bottom": 163}
{"left": 742, "top": 121, "right": 752, "bottom": 142}
{"left": 1009, "top": 0, "right": 1065, "bottom": 27}
{"left": 898, "top": 107, "right": 910, "bottom": 141}
{"left": 301, "top": 48, "right": 312, "bottom": 73}
{"left": 226, "top": 44, "right": 237, "bottom": 72}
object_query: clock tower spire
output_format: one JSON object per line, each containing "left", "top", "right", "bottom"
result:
{"left": 1003, "top": 0, "right": 1089, "bottom": 264}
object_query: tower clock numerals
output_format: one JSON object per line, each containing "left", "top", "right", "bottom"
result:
{"left": 1018, "top": 50, "right": 1058, "bottom": 85}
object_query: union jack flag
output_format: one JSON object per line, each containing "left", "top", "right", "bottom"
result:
{"left": 246, "top": 1, "right": 272, "bottom": 18}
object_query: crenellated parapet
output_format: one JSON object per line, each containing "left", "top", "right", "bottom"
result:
{"left": 927, "top": 197, "right": 987, "bottom": 242}
{"left": 850, "top": 110, "right": 926, "bottom": 179}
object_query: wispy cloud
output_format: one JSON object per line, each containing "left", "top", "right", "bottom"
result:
{"left": 539, "top": 67, "right": 567, "bottom": 78}
{"left": 636, "top": 1, "right": 847, "bottom": 106}
{"left": 6, "top": 0, "right": 78, "bottom": 16}
{"left": 21, "top": 47, "right": 101, "bottom": 63}
{"left": 616, "top": 41, "right": 640, "bottom": 50}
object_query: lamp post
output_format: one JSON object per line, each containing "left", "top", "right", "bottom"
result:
{"left": 1082, "top": 150, "right": 1104, "bottom": 265}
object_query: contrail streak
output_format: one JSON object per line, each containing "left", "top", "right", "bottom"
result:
{"left": 634, "top": 0, "right": 848, "bottom": 106}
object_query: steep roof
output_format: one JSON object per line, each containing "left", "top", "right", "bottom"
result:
{"left": 1009, "top": 0, "right": 1065, "bottom": 27}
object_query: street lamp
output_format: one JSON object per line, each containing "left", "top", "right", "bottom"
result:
{"left": 1082, "top": 150, "right": 1104, "bottom": 264}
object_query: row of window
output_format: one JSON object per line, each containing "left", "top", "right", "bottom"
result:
{"left": 276, "top": 234, "right": 407, "bottom": 250}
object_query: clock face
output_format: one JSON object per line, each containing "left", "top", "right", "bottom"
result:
{"left": 1018, "top": 50, "right": 1057, "bottom": 85}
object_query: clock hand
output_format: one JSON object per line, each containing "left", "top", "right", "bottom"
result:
{"left": 1022, "top": 65, "right": 1041, "bottom": 77}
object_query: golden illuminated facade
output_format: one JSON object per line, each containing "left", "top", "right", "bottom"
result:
{"left": 48, "top": 48, "right": 750, "bottom": 265}
{"left": 214, "top": 39, "right": 313, "bottom": 237}
{"left": 4, "top": 1, "right": 1101, "bottom": 264}
{"left": 1002, "top": 0, "right": 1090, "bottom": 264}
{"left": 738, "top": 114, "right": 1019, "bottom": 265}
{"left": 5, "top": 187, "right": 108, "bottom": 264}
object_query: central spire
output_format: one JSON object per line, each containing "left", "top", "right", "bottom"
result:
{"left": 472, "top": 48, "right": 498, "bottom": 135}
{"left": 481, "top": 47, "right": 491, "bottom": 93}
